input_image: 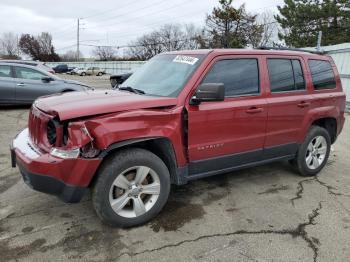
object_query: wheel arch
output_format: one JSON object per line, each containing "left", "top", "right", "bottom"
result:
{"left": 311, "top": 117, "right": 337, "bottom": 144}
{"left": 300, "top": 106, "right": 340, "bottom": 144}
{"left": 91, "top": 137, "right": 181, "bottom": 186}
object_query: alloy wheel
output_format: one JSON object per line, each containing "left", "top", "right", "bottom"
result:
{"left": 305, "top": 136, "right": 328, "bottom": 170}
{"left": 109, "top": 166, "right": 161, "bottom": 218}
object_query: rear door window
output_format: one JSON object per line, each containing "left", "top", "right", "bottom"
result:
{"left": 308, "top": 60, "right": 336, "bottom": 90}
{"left": 267, "top": 59, "right": 305, "bottom": 92}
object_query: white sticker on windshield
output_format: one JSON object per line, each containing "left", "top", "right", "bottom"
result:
{"left": 173, "top": 55, "right": 199, "bottom": 65}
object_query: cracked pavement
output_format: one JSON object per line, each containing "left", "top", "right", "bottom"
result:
{"left": 0, "top": 76, "right": 349, "bottom": 262}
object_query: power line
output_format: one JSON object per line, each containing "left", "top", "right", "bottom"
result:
{"left": 85, "top": 0, "right": 195, "bottom": 30}
{"left": 85, "top": 0, "right": 173, "bottom": 26}
{"left": 97, "top": 7, "right": 208, "bottom": 39}
{"left": 56, "top": 44, "right": 77, "bottom": 51}
{"left": 80, "top": 36, "right": 205, "bottom": 49}
{"left": 83, "top": 0, "right": 142, "bottom": 20}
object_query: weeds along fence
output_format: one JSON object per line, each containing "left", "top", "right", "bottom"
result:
{"left": 47, "top": 61, "right": 146, "bottom": 75}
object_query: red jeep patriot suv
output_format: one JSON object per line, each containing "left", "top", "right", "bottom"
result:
{"left": 11, "top": 49, "right": 346, "bottom": 227}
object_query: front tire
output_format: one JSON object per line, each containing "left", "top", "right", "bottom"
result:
{"left": 92, "top": 148, "right": 171, "bottom": 227}
{"left": 291, "top": 126, "right": 331, "bottom": 176}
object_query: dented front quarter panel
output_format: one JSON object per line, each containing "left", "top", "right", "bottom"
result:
{"left": 68, "top": 106, "right": 188, "bottom": 167}
{"left": 66, "top": 122, "right": 94, "bottom": 148}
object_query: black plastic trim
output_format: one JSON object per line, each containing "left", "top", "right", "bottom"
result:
{"left": 181, "top": 143, "right": 298, "bottom": 182}
{"left": 98, "top": 137, "right": 160, "bottom": 158}
{"left": 10, "top": 145, "right": 16, "bottom": 168}
{"left": 189, "top": 149, "right": 263, "bottom": 175}
{"left": 17, "top": 162, "right": 86, "bottom": 203}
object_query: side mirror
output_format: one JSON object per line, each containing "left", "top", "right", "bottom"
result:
{"left": 42, "top": 77, "right": 54, "bottom": 83}
{"left": 190, "top": 83, "right": 225, "bottom": 105}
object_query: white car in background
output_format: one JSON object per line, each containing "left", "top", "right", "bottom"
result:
{"left": 70, "top": 67, "right": 83, "bottom": 75}
{"left": 77, "top": 67, "right": 106, "bottom": 76}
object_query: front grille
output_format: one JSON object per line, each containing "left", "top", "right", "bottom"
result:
{"left": 28, "top": 105, "right": 53, "bottom": 151}
{"left": 28, "top": 107, "right": 42, "bottom": 145}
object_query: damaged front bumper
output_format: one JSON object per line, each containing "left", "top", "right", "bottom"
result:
{"left": 11, "top": 128, "right": 102, "bottom": 203}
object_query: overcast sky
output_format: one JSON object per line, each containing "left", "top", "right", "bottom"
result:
{"left": 0, "top": 0, "right": 284, "bottom": 57}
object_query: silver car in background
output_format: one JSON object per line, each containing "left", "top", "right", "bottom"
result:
{"left": 0, "top": 62, "right": 92, "bottom": 105}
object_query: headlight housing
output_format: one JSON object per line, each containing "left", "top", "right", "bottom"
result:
{"left": 50, "top": 148, "right": 80, "bottom": 159}
{"left": 47, "top": 119, "right": 57, "bottom": 145}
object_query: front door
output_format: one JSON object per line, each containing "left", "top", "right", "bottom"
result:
{"left": 13, "top": 66, "right": 55, "bottom": 103}
{"left": 0, "top": 65, "right": 15, "bottom": 104}
{"left": 187, "top": 56, "right": 268, "bottom": 176}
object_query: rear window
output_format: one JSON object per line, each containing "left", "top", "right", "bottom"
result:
{"left": 267, "top": 59, "right": 305, "bottom": 92}
{"left": 308, "top": 60, "right": 336, "bottom": 90}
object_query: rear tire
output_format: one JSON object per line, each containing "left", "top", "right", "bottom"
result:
{"left": 97, "top": 72, "right": 103, "bottom": 76}
{"left": 81, "top": 72, "right": 86, "bottom": 76}
{"left": 290, "top": 126, "right": 331, "bottom": 176}
{"left": 92, "top": 148, "right": 171, "bottom": 227}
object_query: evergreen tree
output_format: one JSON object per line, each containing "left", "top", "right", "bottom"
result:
{"left": 205, "top": 0, "right": 263, "bottom": 48}
{"left": 276, "top": 0, "right": 350, "bottom": 47}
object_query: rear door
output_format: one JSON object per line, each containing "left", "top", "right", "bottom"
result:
{"left": 0, "top": 65, "right": 15, "bottom": 104}
{"left": 13, "top": 66, "right": 57, "bottom": 103}
{"left": 187, "top": 55, "right": 268, "bottom": 175}
{"left": 265, "top": 56, "right": 311, "bottom": 155}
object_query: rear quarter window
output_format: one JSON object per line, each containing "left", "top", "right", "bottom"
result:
{"left": 308, "top": 60, "right": 336, "bottom": 90}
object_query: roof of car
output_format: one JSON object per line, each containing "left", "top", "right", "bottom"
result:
{"left": 0, "top": 60, "right": 42, "bottom": 65}
{"left": 166, "top": 48, "right": 327, "bottom": 59}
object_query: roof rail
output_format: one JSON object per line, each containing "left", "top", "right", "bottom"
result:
{"left": 258, "top": 46, "right": 326, "bottom": 55}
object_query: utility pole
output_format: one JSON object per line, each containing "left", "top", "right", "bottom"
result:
{"left": 316, "top": 31, "right": 322, "bottom": 52}
{"left": 77, "top": 18, "right": 80, "bottom": 61}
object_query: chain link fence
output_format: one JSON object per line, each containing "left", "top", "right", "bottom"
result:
{"left": 47, "top": 61, "right": 146, "bottom": 75}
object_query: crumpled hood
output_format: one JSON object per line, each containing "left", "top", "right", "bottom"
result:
{"left": 35, "top": 90, "right": 178, "bottom": 120}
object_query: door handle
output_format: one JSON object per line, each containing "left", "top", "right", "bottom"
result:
{"left": 297, "top": 101, "right": 310, "bottom": 108}
{"left": 246, "top": 107, "right": 263, "bottom": 114}
{"left": 17, "top": 83, "right": 25, "bottom": 87}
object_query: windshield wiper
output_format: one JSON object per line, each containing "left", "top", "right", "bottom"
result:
{"left": 119, "top": 86, "right": 145, "bottom": 95}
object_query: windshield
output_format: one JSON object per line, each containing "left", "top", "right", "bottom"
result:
{"left": 120, "top": 54, "right": 204, "bottom": 97}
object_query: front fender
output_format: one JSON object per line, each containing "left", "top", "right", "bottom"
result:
{"left": 80, "top": 107, "right": 188, "bottom": 166}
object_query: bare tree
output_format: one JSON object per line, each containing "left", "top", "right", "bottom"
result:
{"left": 60, "top": 50, "right": 82, "bottom": 62}
{"left": 183, "top": 24, "right": 203, "bottom": 49}
{"left": 127, "top": 23, "right": 203, "bottom": 60}
{"left": 92, "top": 46, "right": 116, "bottom": 61}
{"left": 19, "top": 32, "right": 60, "bottom": 61}
{"left": 257, "top": 11, "right": 279, "bottom": 47}
{"left": 0, "top": 32, "right": 19, "bottom": 59}
{"left": 37, "top": 32, "right": 54, "bottom": 55}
